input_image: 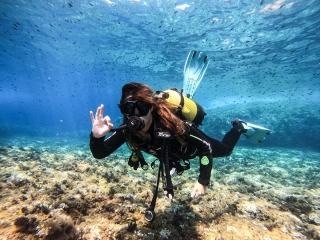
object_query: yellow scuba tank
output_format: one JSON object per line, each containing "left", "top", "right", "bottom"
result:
{"left": 161, "top": 89, "right": 206, "bottom": 126}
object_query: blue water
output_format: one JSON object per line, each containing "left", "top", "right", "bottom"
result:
{"left": 0, "top": 0, "right": 320, "bottom": 150}
{"left": 1, "top": 2, "right": 320, "bottom": 238}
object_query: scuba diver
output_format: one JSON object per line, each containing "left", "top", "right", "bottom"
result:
{"left": 89, "top": 83, "right": 248, "bottom": 220}
{"left": 89, "top": 51, "right": 271, "bottom": 221}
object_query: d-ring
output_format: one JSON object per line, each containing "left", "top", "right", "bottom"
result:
{"left": 144, "top": 210, "right": 155, "bottom": 222}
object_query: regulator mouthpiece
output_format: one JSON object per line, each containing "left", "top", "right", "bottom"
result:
{"left": 127, "top": 116, "right": 145, "bottom": 132}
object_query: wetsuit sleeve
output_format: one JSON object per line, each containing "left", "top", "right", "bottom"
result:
{"left": 187, "top": 125, "right": 213, "bottom": 186}
{"left": 90, "top": 130, "right": 126, "bottom": 159}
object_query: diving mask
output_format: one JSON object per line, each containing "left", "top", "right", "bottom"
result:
{"left": 118, "top": 98, "right": 152, "bottom": 117}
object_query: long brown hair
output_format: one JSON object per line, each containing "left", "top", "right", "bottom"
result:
{"left": 120, "top": 82, "right": 185, "bottom": 149}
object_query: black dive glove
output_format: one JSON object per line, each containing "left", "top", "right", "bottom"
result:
{"left": 231, "top": 119, "right": 247, "bottom": 133}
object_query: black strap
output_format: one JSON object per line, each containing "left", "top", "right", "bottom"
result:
{"left": 144, "top": 139, "right": 174, "bottom": 222}
{"left": 145, "top": 156, "right": 162, "bottom": 221}
{"left": 162, "top": 140, "right": 174, "bottom": 199}
{"left": 144, "top": 120, "right": 176, "bottom": 221}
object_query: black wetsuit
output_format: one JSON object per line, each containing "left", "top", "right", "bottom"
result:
{"left": 90, "top": 121, "right": 241, "bottom": 186}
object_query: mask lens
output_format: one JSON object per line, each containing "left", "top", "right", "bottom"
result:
{"left": 137, "top": 101, "right": 151, "bottom": 116}
{"left": 119, "top": 100, "right": 151, "bottom": 117}
{"left": 119, "top": 101, "right": 134, "bottom": 115}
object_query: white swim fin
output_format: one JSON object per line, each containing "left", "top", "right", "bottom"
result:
{"left": 183, "top": 50, "right": 210, "bottom": 99}
{"left": 242, "top": 121, "right": 271, "bottom": 144}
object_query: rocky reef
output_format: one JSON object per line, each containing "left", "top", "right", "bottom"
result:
{"left": 0, "top": 136, "right": 319, "bottom": 239}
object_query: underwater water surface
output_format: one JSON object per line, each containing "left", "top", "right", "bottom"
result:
{"left": 0, "top": 0, "right": 320, "bottom": 239}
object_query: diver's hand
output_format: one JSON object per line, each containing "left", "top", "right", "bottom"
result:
{"left": 191, "top": 182, "right": 206, "bottom": 198}
{"left": 90, "top": 104, "right": 114, "bottom": 138}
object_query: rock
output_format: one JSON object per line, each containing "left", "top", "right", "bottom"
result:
{"left": 309, "top": 211, "right": 320, "bottom": 225}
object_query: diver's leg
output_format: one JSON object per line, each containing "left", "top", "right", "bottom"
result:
{"left": 207, "top": 129, "right": 241, "bottom": 157}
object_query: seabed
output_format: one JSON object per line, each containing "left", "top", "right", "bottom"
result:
{"left": 0, "top": 136, "right": 319, "bottom": 240}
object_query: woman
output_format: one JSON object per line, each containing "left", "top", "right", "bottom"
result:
{"left": 89, "top": 82, "right": 244, "bottom": 199}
